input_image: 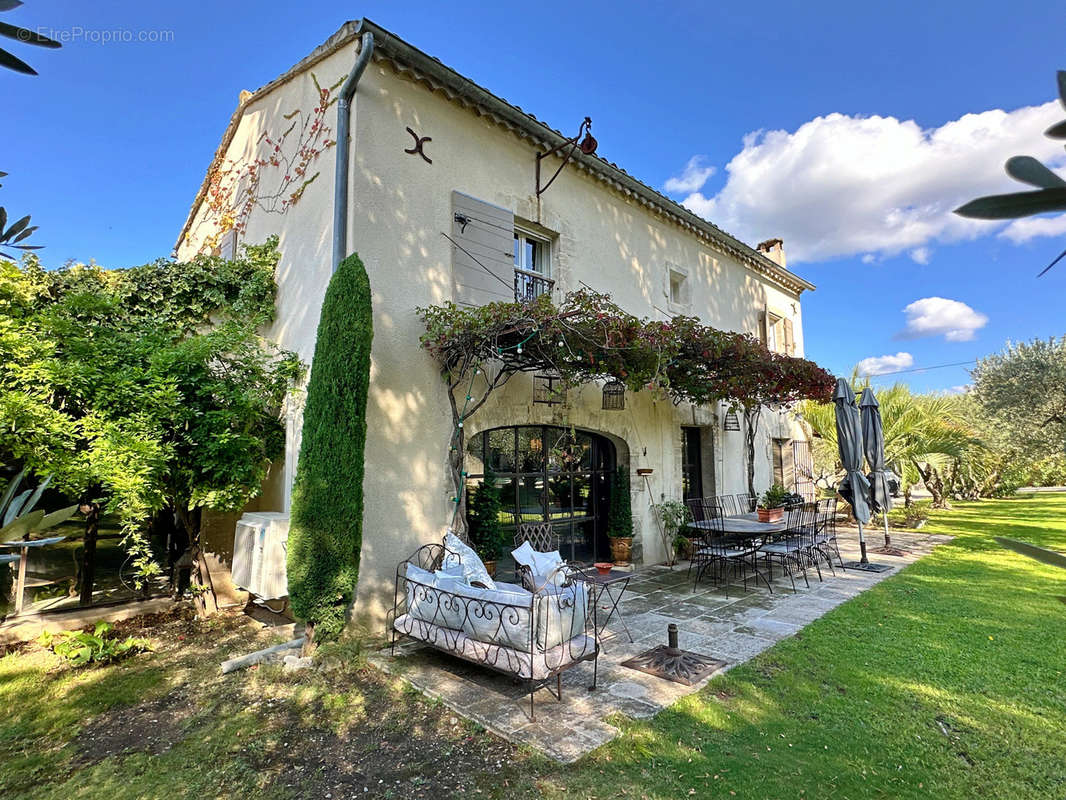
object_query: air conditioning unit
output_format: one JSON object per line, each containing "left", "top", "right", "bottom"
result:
{"left": 232, "top": 512, "right": 290, "bottom": 600}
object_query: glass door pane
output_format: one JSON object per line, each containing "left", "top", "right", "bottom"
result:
{"left": 547, "top": 474, "right": 573, "bottom": 521}
{"left": 516, "top": 474, "right": 544, "bottom": 524}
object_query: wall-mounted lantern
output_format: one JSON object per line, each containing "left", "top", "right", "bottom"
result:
{"left": 601, "top": 379, "right": 625, "bottom": 410}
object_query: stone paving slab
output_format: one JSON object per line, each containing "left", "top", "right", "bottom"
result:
{"left": 369, "top": 528, "right": 943, "bottom": 763}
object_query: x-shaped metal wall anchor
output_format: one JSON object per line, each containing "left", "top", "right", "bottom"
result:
{"left": 404, "top": 127, "right": 432, "bottom": 164}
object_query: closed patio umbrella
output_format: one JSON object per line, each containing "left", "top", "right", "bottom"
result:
{"left": 860, "top": 387, "right": 901, "bottom": 554}
{"left": 834, "top": 378, "right": 872, "bottom": 564}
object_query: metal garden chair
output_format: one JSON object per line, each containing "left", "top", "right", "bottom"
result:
{"left": 760, "top": 502, "right": 810, "bottom": 592}
{"left": 692, "top": 499, "right": 771, "bottom": 596}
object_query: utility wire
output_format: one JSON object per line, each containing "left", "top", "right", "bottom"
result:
{"left": 861, "top": 359, "right": 977, "bottom": 378}
{"left": 440, "top": 231, "right": 514, "bottom": 291}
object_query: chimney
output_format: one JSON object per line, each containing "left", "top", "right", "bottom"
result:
{"left": 756, "top": 238, "right": 786, "bottom": 269}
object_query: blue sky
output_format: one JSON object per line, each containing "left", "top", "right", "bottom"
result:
{"left": 3, "top": 0, "right": 1064, "bottom": 393}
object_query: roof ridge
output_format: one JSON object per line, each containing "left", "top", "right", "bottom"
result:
{"left": 175, "top": 18, "right": 814, "bottom": 295}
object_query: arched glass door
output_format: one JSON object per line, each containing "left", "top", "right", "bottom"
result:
{"left": 466, "top": 425, "right": 616, "bottom": 563}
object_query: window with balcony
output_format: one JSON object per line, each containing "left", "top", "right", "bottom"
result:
{"left": 513, "top": 229, "right": 553, "bottom": 302}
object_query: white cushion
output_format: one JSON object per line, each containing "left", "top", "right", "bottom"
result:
{"left": 442, "top": 531, "right": 496, "bottom": 589}
{"left": 434, "top": 564, "right": 465, "bottom": 585}
{"left": 511, "top": 541, "right": 564, "bottom": 574}
{"left": 404, "top": 563, "right": 465, "bottom": 629}
{"left": 394, "top": 614, "right": 596, "bottom": 680}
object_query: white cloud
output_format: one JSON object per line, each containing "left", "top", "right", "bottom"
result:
{"left": 909, "top": 246, "right": 932, "bottom": 264}
{"left": 856, "top": 352, "right": 914, "bottom": 376}
{"left": 899, "top": 297, "right": 988, "bottom": 342}
{"left": 999, "top": 213, "right": 1066, "bottom": 244}
{"left": 663, "top": 156, "right": 716, "bottom": 195}
{"left": 861, "top": 253, "right": 876, "bottom": 264}
{"left": 672, "top": 102, "right": 1066, "bottom": 263}
{"left": 947, "top": 384, "right": 971, "bottom": 395}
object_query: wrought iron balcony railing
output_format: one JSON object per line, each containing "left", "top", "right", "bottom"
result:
{"left": 514, "top": 267, "right": 554, "bottom": 303}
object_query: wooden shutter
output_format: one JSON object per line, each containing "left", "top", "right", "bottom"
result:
{"left": 451, "top": 191, "right": 515, "bottom": 307}
{"left": 782, "top": 440, "right": 795, "bottom": 489}
{"left": 783, "top": 318, "right": 795, "bottom": 355}
{"left": 759, "top": 306, "right": 768, "bottom": 345}
{"left": 772, "top": 439, "right": 795, "bottom": 489}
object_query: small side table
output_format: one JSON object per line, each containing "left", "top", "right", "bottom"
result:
{"left": 0, "top": 536, "right": 66, "bottom": 616}
{"left": 574, "top": 569, "right": 633, "bottom": 643}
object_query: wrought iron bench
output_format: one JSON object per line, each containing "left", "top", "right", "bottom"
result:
{"left": 387, "top": 539, "right": 599, "bottom": 720}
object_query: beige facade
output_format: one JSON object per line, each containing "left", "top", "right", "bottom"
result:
{"left": 176, "top": 21, "right": 815, "bottom": 629}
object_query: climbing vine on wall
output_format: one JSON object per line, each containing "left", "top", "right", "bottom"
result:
{"left": 199, "top": 73, "right": 344, "bottom": 253}
{"left": 417, "top": 290, "right": 835, "bottom": 535}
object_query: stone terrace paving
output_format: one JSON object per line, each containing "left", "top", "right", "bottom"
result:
{"left": 370, "top": 529, "right": 950, "bottom": 762}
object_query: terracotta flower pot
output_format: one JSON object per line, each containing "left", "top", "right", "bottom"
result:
{"left": 757, "top": 507, "right": 784, "bottom": 523}
{"left": 609, "top": 536, "right": 632, "bottom": 565}
{"left": 483, "top": 560, "right": 497, "bottom": 578}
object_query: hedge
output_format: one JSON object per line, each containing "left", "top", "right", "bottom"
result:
{"left": 286, "top": 252, "right": 373, "bottom": 640}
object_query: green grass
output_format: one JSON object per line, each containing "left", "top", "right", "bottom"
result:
{"left": 550, "top": 493, "right": 1066, "bottom": 798}
{"left": 2, "top": 495, "right": 1065, "bottom": 798}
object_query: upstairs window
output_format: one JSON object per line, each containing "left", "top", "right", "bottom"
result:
{"left": 762, "top": 311, "right": 795, "bottom": 356}
{"left": 669, "top": 268, "right": 689, "bottom": 306}
{"left": 665, "top": 262, "right": 691, "bottom": 311}
{"left": 514, "top": 229, "right": 553, "bottom": 301}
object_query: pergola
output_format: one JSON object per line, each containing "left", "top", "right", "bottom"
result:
{"left": 418, "top": 289, "right": 835, "bottom": 532}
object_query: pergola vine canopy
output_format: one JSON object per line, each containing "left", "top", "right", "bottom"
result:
{"left": 418, "top": 289, "right": 835, "bottom": 408}
{"left": 418, "top": 289, "right": 833, "bottom": 534}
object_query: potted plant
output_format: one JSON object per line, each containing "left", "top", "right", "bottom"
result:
{"left": 607, "top": 466, "right": 634, "bottom": 564}
{"left": 656, "top": 498, "right": 691, "bottom": 565}
{"left": 757, "top": 483, "right": 790, "bottom": 523}
{"left": 467, "top": 470, "right": 504, "bottom": 576}
{"left": 673, "top": 533, "right": 691, "bottom": 561}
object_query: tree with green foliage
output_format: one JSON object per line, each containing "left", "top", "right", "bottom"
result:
{"left": 287, "top": 253, "right": 372, "bottom": 643}
{"left": 607, "top": 466, "right": 633, "bottom": 538}
{"left": 972, "top": 336, "right": 1066, "bottom": 461}
{"left": 0, "top": 238, "right": 301, "bottom": 607}
{"left": 800, "top": 379, "right": 975, "bottom": 507}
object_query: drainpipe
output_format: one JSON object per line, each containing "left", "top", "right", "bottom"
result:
{"left": 332, "top": 30, "right": 375, "bottom": 273}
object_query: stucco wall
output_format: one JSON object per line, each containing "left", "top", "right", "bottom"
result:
{"left": 177, "top": 39, "right": 813, "bottom": 629}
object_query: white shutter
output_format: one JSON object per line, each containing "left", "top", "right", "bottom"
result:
{"left": 451, "top": 191, "right": 515, "bottom": 307}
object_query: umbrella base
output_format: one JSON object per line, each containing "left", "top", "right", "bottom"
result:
{"left": 843, "top": 560, "right": 893, "bottom": 573}
{"left": 870, "top": 545, "right": 909, "bottom": 557}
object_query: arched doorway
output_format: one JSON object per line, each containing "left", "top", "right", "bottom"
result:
{"left": 466, "top": 425, "right": 617, "bottom": 563}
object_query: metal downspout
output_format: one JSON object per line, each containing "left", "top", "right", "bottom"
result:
{"left": 332, "top": 30, "right": 375, "bottom": 273}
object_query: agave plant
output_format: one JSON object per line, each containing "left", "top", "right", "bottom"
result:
{"left": 955, "top": 71, "right": 1066, "bottom": 276}
{"left": 0, "top": 171, "right": 44, "bottom": 260}
{"left": 0, "top": 468, "right": 78, "bottom": 542}
{"left": 995, "top": 537, "right": 1066, "bottom": 605}
{"left": 0, "top": 1, "right": 61, "bottom": 75}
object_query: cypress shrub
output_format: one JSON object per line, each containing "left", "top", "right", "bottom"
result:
{"left": 467, "top": 468, "right": 504, "bottom": 563}
{"left": 287, "top": 253, "right": 373, "bottom": 641}
{"left": 607, "top": 465, "right": 633, "bottom": 538}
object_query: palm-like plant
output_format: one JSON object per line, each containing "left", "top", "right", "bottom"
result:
{"left": 0, "top": 1, "right": 61, "bottom": 75}
{"left": 799, "top": 379, "right": 978, "bottom": 508}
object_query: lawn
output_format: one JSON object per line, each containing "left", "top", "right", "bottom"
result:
{"left": 2, "top": 494, "right": 1064, "bottom": 799}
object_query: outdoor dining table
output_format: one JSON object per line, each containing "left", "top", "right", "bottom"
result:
{"left": 691, "top": 512, "right": 788, "bottom": 538}
{"left": 0, "top": 536, "right": 66, "bottom": 615}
